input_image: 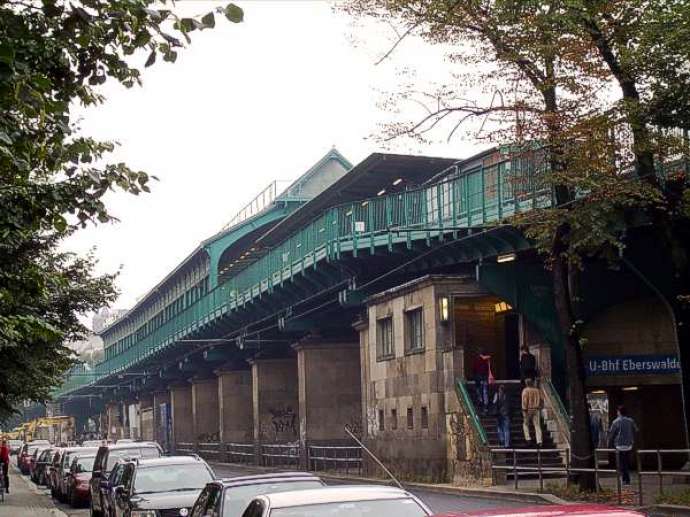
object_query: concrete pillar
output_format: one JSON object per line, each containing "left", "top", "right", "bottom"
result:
{"left": 139, "top": 395, "right": 154, "bottom": 441}
{"left": 217, "top": 368, "right": 253, "bottom": 443}
{"left": 294, "top": 338, "right": 362, "bottom": 446}
{"left": 250, "top": 357, "right": 299, "bottom": 444}
{"left": 105, "top": 402, "right": 125, "bottom": 441}
{"left": 153, "top": 391, "right": 171, "bottom": 452}
{"left": 169, "top": 383, "right": 193, "bottom": 448}
{"left": 192, "top": 377, "right": 220, "bottom": 442}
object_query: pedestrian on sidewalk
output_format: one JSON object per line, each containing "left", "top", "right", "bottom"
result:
{"left": 0, "top": 438, "right": 10, "bottom": 493}
{"left": 521, "top": 379, "right": 543, "bottom": 447}
{"left": 472, "top": 350, "right": 492, "bottom": 414}
{"left": 520, "top": 345, "right": 538, "bottom": 386}
{"left": 608, "top": 405, "right": 638, "bottom": 486}
{"left": 493, "top": 385, "right": 511, "bottom": 448}
{"left": 589, "top": 402, "right": 603, "bottom": 449}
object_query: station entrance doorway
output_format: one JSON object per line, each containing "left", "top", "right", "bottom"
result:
{"left": 454, "top": 295, "right": 521, "bottom": 381}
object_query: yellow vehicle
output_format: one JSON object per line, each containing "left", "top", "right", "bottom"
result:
{"left": 19, "top": 416, "right": 75, "bottom": 444}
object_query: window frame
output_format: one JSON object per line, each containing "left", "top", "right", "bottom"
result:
{"left": 404, "top": 306, "right": 424, "bottom": 354}
{"left": 376, "top": 316, "right": 394, "bottom": 360}
{"left": 407, "top": 407, "right": 414, "bottom": 430}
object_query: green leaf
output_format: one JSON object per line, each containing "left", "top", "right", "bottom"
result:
{"left": 224, "top": 4, "right": 244, "bottom": 23}
{"left": 53, "top": 215, "right": 67, "bottom": 233}
{"left": 201, "top": 12, "right": 215, "bottom": 28}
{"left": 144, "top": 51, "right": 156, "bottom": 67}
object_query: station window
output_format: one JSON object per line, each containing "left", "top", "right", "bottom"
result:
{"left": 421, "top": 407, "right": 429, "bottom": 429}
{"left": 378, "top": 409, "right": 385, "bottom": 431}
{"left": 405, "top": 308, "right": 424, "bottom": 353}
{"left": 391, "top": 409, "right": 398, "bottom": 430}
{"left": 376, "top": 317, "right": 394, "bottom": 359}
{"left": 407, "top": 407, "right": 414, "bottom": 429}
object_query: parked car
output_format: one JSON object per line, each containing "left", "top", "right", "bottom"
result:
{"left": 9, "top": 439, "right": 23, "bottom": 454}
{"left": 101, "top": 459, "right": 129, "bottom": 517}
{"left": 65, "top": 453, "right": 97, "bottom": 508}
{"left": 191, "top": 472, "right": 325, "bottom": 517}
{"left": 47, "top": 448, "right": 65, "bottom": 495}
{"left": 52, "top": 446, "right": 99, "bottom": 502}
{"left": 18, "top": 441, "right": 50, "bottom": 474}
{"left": 82, "top": 440, "right": 104, "bottom": 447}
{"left": 31, "top": 446, "right": 56, "bottom": 485}
{"left": 108, "top": 455, "right": 215, "bottom": 517}
{"left": 240, "top": 486, "right": 432, "bottom": 517}
{"left": 432, "top": 505, "right": 648, "bottom": 517}
{"left": 89, "top": 441, "right": 163, "bottom": 517}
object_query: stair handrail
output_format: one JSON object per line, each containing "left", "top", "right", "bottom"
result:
{"left": 455, "top": 380, "right": 488, "bottom": 447}
{"left": 542, "top": 378, "right": 571, "bottom": 447}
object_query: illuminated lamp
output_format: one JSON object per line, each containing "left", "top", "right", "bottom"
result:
{"left": 497, "top": 253, "right": 517, "bottom": 263}
{"left": 494, "top": 301, "right": 512, "bottom": 313}
{"left": 439, "top": 296, "right": 449, "bottom": 323}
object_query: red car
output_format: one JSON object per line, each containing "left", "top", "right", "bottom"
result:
{"left": 65, "top": 453, "right": 97, "bottom": 507}
{"left": 17, "top": 441, "right": 49, "bottom": 475}
{"left": 434, "top": 505, "right": 646, "bottom": 517}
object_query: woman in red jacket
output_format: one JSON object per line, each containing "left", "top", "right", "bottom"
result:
{"left": 0, "top": 438, "right": 10, "bottom": 493}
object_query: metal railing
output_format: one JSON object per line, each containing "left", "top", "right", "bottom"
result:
{"left": 636, "top": 448, "right": 690, "bottom": 505}
{"left": 541, "top": 379, "right": 571, "bottom": 448}
{"left": 308, "top": 445, "right": 362, "bottom": 475}
{"left": 226, "top": 442, "right": 255, "bottom": 465}
{"left": 197, "top": 442, "right": 222, "bottom": 461}
{"left": 176, "top": 442, "right": 195, "bottom": 455}
{"left": 260, "top": 443, "right": 300, "bottom": 468}
{"left": 491, "top": 447, "right": 690, "bottom": 506}
{"left": 455, "top": 380, "right": 488, "bottom": 446}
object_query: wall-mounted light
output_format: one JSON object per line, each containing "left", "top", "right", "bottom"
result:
{"left": 393, "top": 178, "right": 403, "bottom": 186}
{"left": 439, "top": 296, "right": 449, "bottom": 324}
{"left": 497, "top": 253, "right": 517, "bottom": 263}
{"left": 377, "top": 189, "right": 386, "bottom": 196}
{"left": 622, "top": 386, "right": 639, "bottom": 391}
{"left": 361, "top": 200, "right": 369, "bottom": 207}
{"left": 494, "top": 301, "right": 512, "bottom": 313}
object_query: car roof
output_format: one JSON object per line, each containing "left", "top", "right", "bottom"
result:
{"left": 260, "top": 486, "right": 419, "bottom": 508}
{"left": 218, "top": 472, "right": 322, "bottom": 486}
{"left": 135, "top": 455, "right": 205, "bottom": 467}
{"left": 433, "top": 505, "right": 647, "bottom": 517}
{"left": 102, "top": 441, "right": 160, "bottom": 451}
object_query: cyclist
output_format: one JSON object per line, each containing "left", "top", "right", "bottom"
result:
{"left": 0, "top": 438, "right": 10, "bottom": 494}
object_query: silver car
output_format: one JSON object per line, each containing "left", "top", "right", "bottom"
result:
{"left": 240, "top": 486, "right": 432, "bottom": 517}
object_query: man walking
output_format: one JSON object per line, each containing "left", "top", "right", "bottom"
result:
{"left": 521, "top": 379, "right": 542, "bottom": 447}
{"left": 608, "top": 405, "right": 638, "bottom": 485}
{"left": 0, "top": 438, "right": 10, "bottom": 493}
{"left": 493, "top": 385, "right": 511, "bottom": 448}
{"left": 520, "top": 345, "right": 538, "bottom": 385}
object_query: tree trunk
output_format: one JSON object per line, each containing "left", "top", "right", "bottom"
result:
{"left": 552, "top": 225, "right": 596, "bottom": 490}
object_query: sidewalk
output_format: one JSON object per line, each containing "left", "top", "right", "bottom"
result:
{"left": 0, "top": 464, "right": 67, "bottom": 517}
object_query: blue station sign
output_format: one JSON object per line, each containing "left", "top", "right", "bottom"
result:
{"left": 585, "top": 354, "right": 681, "bottom": 376}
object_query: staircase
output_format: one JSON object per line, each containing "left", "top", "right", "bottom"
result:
{"left": 467, "top": 381, "right": 566, "bottom": 478}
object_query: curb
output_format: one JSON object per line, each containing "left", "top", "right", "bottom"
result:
{"left": 13, "top": 466, "right": 69, "bottom": 517}
{"left": 210, "top": 462, "right": 566, "bottom": 505}
{"left": 635, "top": 504, "right": 690, "bottom": 516}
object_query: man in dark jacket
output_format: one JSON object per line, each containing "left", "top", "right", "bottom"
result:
{"left": 472, "top": 350, "right": 491, "bottom": 413}
{"left": 493, "top": 385, "right": 511, "bottom": 447}
{"left": 520, "top": 345, "right": 538, "bottom": 385}
{"left": 608, "top": 405, "right": 638, "bottom": 485}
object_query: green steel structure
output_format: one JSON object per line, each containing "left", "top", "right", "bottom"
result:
{"left": 55, "top": 142, "right": 689, "bottom": 400}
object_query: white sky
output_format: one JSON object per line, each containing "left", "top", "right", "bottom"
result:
{"left": 66, "top": 1, "right": 483, "bottom": 318}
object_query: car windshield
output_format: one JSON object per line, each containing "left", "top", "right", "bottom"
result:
{"left": 269, "top": 498, "right": 428, "bottom": 517}
{"left": 106, "top": 447, "right": 160, "bottom": 471}
{"left": 224, "top": 481, "right": 323, "bottom": 517}
{"left": 76, "top": 456, "right": 96, "bottom": 472}
{"left": 134, "top": 463, "right": 213, "bottom": 494}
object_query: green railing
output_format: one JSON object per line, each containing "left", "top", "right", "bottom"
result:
{"left": 55, "top": 152, "right": 552, "bottom": 396}
{"left": 455, "top": 379, "right": 488, "bottom": 446}
{"left": 542, "top": 378, "right": 572, "bottom": 446}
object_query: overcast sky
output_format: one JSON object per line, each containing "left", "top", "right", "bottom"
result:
{"left": 66, "top": 1, "right": 482, "bottom": 319}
